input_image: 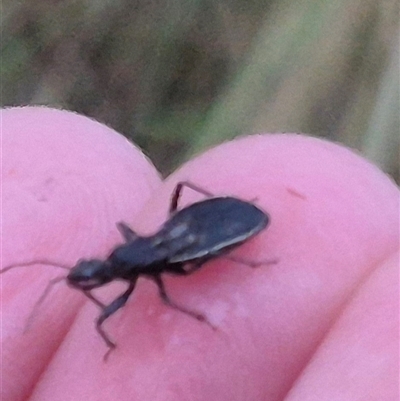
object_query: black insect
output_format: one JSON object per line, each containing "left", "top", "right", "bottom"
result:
{"left": 2, "top": 181, "right": 272, "bottom": 359}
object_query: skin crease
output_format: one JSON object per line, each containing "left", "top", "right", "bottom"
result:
{"left": 1, "top": 107, "right": 399, "bottom": 401}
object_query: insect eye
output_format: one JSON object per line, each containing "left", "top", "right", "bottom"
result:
{"left": 67, "top": 260, "right": 110, "bottom": 289}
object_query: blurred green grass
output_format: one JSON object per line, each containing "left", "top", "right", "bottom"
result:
{"left": 2, "top": 0, "right": 399, "bottom": 180}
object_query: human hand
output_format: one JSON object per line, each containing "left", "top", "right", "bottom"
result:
{"left": 2, "top": 107, "right": 398, "bottom": 401}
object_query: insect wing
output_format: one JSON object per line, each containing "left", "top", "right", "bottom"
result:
{"left": 165, "top": 197, "right": 269, "bottom": 263}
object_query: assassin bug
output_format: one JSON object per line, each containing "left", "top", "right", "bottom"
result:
{"left": 2, "top": 181, "right": 272, "bottom": 359}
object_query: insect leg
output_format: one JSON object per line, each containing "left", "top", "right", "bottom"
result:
{"left": 24, "top": 275, "right": 65, "bottom": 332}
{"left": 83, "top": 290, "right": 106, "bottom": 308}
{"left": 224, "top": 255, "right": 278, "bottom": 268}
{"left": 169, "top": 181, "right": 214, "bottom": 213}
{"left": 116, "top": 221, "right": 138, "bottom": 242}
{"left": 95, "top": 279, "right": 137, "bottom": 360}
{"left": 152, "top": 275, "right": 216, "bottom": 330}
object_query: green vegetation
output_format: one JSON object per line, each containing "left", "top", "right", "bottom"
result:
{"left": 2, "top": 0, "right": 398, "bottom": 178}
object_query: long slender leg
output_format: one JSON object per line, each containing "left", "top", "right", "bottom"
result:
{"left": 224, "top": 255, "right": 279, "bottom": 268}
{"left": 116, "top": 221, "right": 138, "bottom": 242}
{"left": 95, "top": 279, "right": 137, "bottom": 360}
{"left": 83, "top": 290, "right": 106, "bottom": 308}
{"left": 24, "top": 275, "right": 65, "bottom": 332}
{"left": 152, "top": 275, "right": 216, "bottom": 330}
{"left": 169, "top": 181, "right": 214, "bottom": 213}
{"left": 175, "top": 254, "right": 277, "bottom": 273}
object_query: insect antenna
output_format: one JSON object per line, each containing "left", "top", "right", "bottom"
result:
{"left": 1, "top": 260, "right": 71, "bottom": 332}
{"left": 0, "top": 260, "right": 71, "bottom": 274}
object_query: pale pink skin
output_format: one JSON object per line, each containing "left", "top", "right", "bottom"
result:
{"left": 1, "top": 107, "right": 399, "bottom": 401}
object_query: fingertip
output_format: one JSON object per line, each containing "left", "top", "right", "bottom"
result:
{"left": 2, "top": 107, "right": 161, "bottom": 401}
{"left": 3, "top": 106, "right": 161, "bottom": 265}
